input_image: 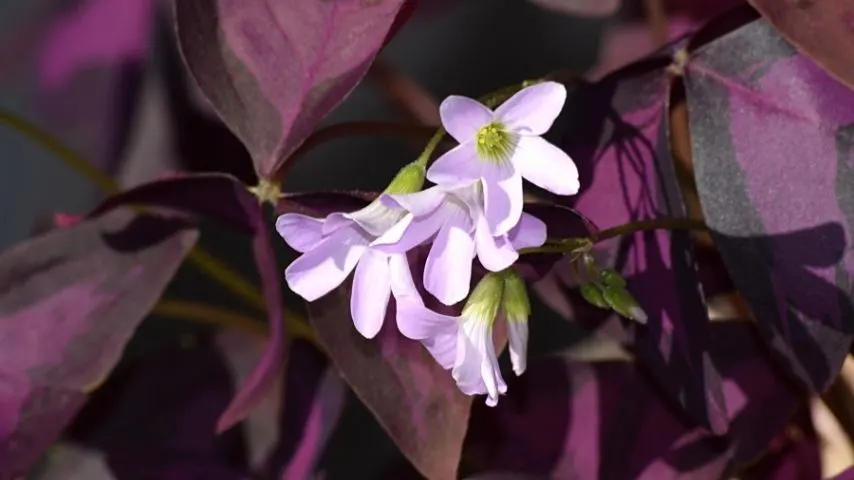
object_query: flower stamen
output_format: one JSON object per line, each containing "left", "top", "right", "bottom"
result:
{"left": 474, "top": 122, "right": 517, "bottom": 163}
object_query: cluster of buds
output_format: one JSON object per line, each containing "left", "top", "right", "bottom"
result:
{"left": 275, "top": 81, "right": 644, "bottom": 405}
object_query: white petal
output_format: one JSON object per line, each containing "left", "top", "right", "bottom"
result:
{"left": 474, "top": 213, "right": 518, "bottom": 272}
{"left": 321, "top": 212, "right": 354, "bottom": 236}
{"left": 482, "top": 172, "right": 524, "bottom": 236}
{"left": 344, "top": 200, "right": 406, "bottom": 237}
{"left": 440, "top": 95, "right": 494, "bottom": 143}
{"left": 380, "top": 186, "right": 446, "bottom": 216}
{"left": 494, "top": 81, "right": 566, "bottom": 135}
{"left": 508, "top": 212, "right": 548, "bottom": 250}
{"left": 424, "top": 218, "right": 476, "bottom": 306}
{"left": 373, "top": 208, "right": 447, "bottom": 254}
{"left": 285, "top": 228, "right": 368, "bottom": 301}
{"left": 422, "top": 332, "right": 458, "bottom": 370}
{"left": 275, "top": 214, "right": 324, "bottom": 253}
{"left": 426, "top": 142, "right": 484, "bottom": 188}
{"left": 452, "top": 315, "right": 507, "bottom": 405}
{"left": 506, "top": 316, "right": 529, "bottom": 376}
{"left": 350, "top": 250, "right": 392, "bottom": 339}
{"left": 514, "top": 136, "right": 580, "bottom": 196}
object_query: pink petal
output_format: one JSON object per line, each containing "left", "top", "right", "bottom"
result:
{"left": 439, "top": 95, "right": 493, "bottom": 143}
{"left": 452, "top": 319, "right": 506, "bottom": 405}
{"left": 285, "top": 228, "right": 367, "bottom": 301}
{"left": 426, "top": 142, "right": 483, "bottom": 187}
{"left": 388, "top": 253, "right": 422, "bottom": 304}
{"left": 350, "top": 250, "right": 392, "bottom": 339}
{"left": 514, "top": 136, "right": 580, "bottom": 195}
{"left": 494, "top": 81, "right": 566, "bottom": 135}
{"left": 380, "top": 186, "right": 445, "bottom": 216}
{"left": 474, "top": 214, "right": 519, "bottom": 272}
{"left": 373, "top": 208, "right": 446, "bottom": 254}
{"left": 483, "top": 172, "right": 524, "bottom": 236}
{"left": 424, "top": 219, "right": 475, "bottom": 306}
{"left": 321, "top": 212, "right": 353, "bottom": 236}
{"left": 275, "top": 214, "right": 324, "bottom": 253}
{"left": 422, "top": 332, "right": 458, "bottom": 370}
{"left": 395, "top": 301, "right": 457, "bottom": 340}
{"left": 508, "top": 212, "right": 548, "bottom": 250}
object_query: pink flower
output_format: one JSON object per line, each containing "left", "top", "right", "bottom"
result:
{"left": 427, "top": 81, "right": 579, "bottom": 236}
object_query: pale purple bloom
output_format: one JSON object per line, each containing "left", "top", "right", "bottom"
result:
{"left": 276, "top": 201, "right": 420, "bottom": 339}
{"left": 372, "top": 183, "right": 546, "bottom": 306}
{"left": 395, "top": 273, "right": 519, "bottom": 407}
{"left": 428, "top": 81, "right": 580, "bottom": 236}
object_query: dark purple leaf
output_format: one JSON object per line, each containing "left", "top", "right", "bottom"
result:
{"left": 747, "top": 0, "right": 854, "bottom": 90}
{"left": 90, "top": 173, "right": 288, "bottom": 432}
{"left": 739, "top": 407, "right": 820, "bottom": 480}
{"left": 174, "top": 0, "right": 411, "bottom": 177}
{"left": 542, "top": 41, "right": 726, "bottom": 433}
{"left": 684, "top": 17, "right": 854, "bottom": 393}
{"left": 462, "top": 322, "right": 803, "bottom": 479}
{"left": 70, "top": 337, "right": 248, "bottom": 478}
{"left": 0, "top": 209, "right": 197, "bottom": 476}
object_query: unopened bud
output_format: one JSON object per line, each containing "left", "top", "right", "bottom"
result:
{"left": 600, "top": 268, "right": 626, "bottom": 288}
{"left": 580, "top": 283, "right": 609, "bottom": 310}
{"left": 462, "top": 273, "right": 504, "bottom": 322}
{"left": 384, "top": 162, "right": 426, "bottom": 195}
{"left": 602, "top": 286, "right": 648, "bottom": 324}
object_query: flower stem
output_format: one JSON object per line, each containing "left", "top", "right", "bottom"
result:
{"left": 0, "top": 108, "right": 313, "bottom": 336}
{"left": 520, "top": 217, "right": 709, "bottom": 254}
{"left": 153, "top": 299, "right": 319, "bottom": 347}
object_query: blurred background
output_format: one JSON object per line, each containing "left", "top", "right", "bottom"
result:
{"left": 6, "top": 0, "right": 849, "bottom": 478}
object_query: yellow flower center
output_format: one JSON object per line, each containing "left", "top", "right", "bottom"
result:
{"left": 475, "top": 122, "right": 517, "bottom": 163}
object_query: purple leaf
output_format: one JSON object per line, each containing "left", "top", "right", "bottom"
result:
{"left": 71, "top": 338, "right": 248, "bottom": 478}
{"left": 739, "top": 407, "right": 820, "bottom": 480}
{"left": 174, "top": 0, "right": 411, "bottom": 177}
{"left": 684, "top": 16, "right": 854, "bottom": 393}
{"left": 267, "top": 340, "right": 346, "bottom": 480}
{"left": 747, "top": 0, "right": 854, "bottom": 90}
{"left": 0, "top": 209, "right": 197, "bottom": 476}
{"left": 541, "top": 40, "right": 726, "bottom": 433}
{"left": 462, "top": 322, "right": 803, "bottom": 478}
{"left": 89, "top": 173, "right": 288, "bottom": 432}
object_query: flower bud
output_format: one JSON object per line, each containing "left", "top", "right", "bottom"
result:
{"left": 502, "top": 271, "right": 530, "bottom": 376}
{"left": 384, "top": 161, "right": 426, "bottom": 195}
{"left": 580, "top": 282, "right": 609, "bottom": 310}
{"left": 600, "top": 268, "right": 626, "bottom": 288}
{"left": 462, "top": 272, "right": 504, "bottom": 322}
{"left": 602, "top": 285, "right": 648, "bottom": 323}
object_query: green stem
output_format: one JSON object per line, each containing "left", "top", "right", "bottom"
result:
{"left": 520, "top": 217, "right": 708, "bottom": 254}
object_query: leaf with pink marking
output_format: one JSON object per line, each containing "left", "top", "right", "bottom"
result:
{"left": 537, "top": 35, "right": 726, "bottom": 433}
{"left": 684, "top": 15, "right": 854, "bottom": 393}
{"left": 527, "top": 0, "right": 620, "bottom": 17}
{"left": 462, "top": 323, "right": 804, "bottom": 478}
{"left": 174, "top": 0, "right": 412, "bottom": 177}
{"left": 0, "top": 208, "right": 197, "bottom": 477}
{"left": 90, "top": 173, "right": 288, "bottom": 432}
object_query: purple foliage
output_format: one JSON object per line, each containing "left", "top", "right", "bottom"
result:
{"left": 6, "top": 1, "right": 854, "bottom": 478}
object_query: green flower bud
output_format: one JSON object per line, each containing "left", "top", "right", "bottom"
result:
{"left": 462, "top": 273, "right": 504, "bottom": 322}
{"left": 501, "top": 270, "right": 531, "bottom": 321}
{"left": 580, "top": 283, "right": 609, "bottom": 310}
{"left": 384, "top": 162, "right": 426, "bottom": 195}
{"left": 600, "top": 268, "right": 626, "bottom": 288}
{"left": 602, "top": 286, "right": 648, "bottom": 323}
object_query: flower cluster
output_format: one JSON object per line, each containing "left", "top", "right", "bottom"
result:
{"left": 276, "top": 81, "right": 580, "bottom": 405}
